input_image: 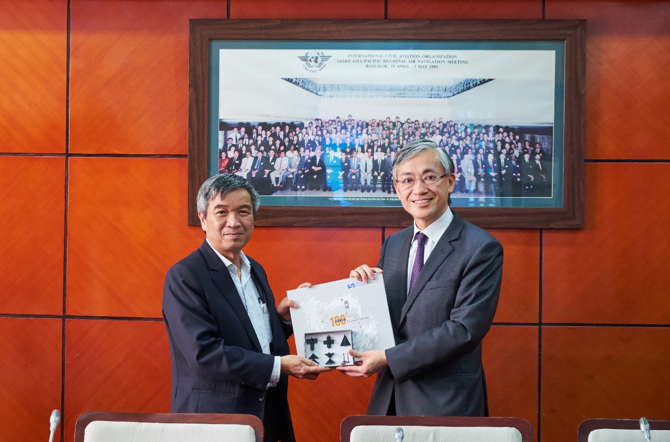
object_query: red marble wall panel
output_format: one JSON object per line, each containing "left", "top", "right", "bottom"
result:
{"left": 547, "top": 1, "right": 670, "bottom": 160}
{"left": 2, "top": 2, "right": 668, "bottom": 442}
{"left": 484, "top": 325, "right": 539, "bottom": 441}
{"left": 541, "top": 326, "right": 670, "bottom": 442}
{"left": 230, "top": 0, "right": 384, "bottom": 19}
{"left": 246, "top": 227, "right": 382, "bottom": 302}
{"left": 543, "top": 163, "right": 670, "bottom": 324}
{"left": 0, "top": 156, "right": 65, "bottom": 314}
{"left": 0, "top": 318, "right": 63, "bottom": 442}
{"left": 289, "top": 371, "right": 375, "bottom": 442}
{"left": 0, "top": 0, "right": 67, "bottom": 154}
{"left": 64, "top": 319, "right": 171, "bottom": 442}
{"left": 388, "top": 0, "right": 542, "bottom": 19}
{"left": 489, "top": 229, "right": 540, "bottom": 324}
{"left": 66, "top": 157, "right": 203, "bottom": 317}
{"left": 69, "top": 0, "right": 227, "bottom": 155}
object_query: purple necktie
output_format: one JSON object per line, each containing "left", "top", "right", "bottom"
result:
{"left": 409, "top": 232, "right": 428, "bottom": 295}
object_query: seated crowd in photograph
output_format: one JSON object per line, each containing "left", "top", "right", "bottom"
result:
{"left": 218, "top": 115, "right": 552, "bottom": 198}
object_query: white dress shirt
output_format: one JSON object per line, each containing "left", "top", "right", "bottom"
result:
{"left": 207, "top": 240, "right": 281, "bottom": 388}
{"left": 406, "top": 207, "right": 454, "bottom": 294}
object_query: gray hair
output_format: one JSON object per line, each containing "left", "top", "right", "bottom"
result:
{"left": 392, "top": 139, "right": 454, "bottom": 180}
{"left": 197, "top": 174, "right": 260, "bottom": 218}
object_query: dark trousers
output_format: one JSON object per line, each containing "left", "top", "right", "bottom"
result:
{"left": 262, "top": 387, "right": 295, "bottom": 442}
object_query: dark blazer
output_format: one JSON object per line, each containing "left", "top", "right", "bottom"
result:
{"left": 162, "top": 241, "right": 294, "bottom": 441}
{"left": 226, "top": 156, "right": 242, "bottom": 174}
{"left": 373, "top": 158, "right": 387, "bottom": 180}
{"left": 498, "top": 157, "right": 513, "bottom": 197}
{"left": 368, "top": 212, "right": 503, "bottom": 417}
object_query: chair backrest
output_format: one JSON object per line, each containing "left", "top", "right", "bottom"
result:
{"left": 75, "top": 411, "right": 263, "bottom": 442}
{"left": 578, "top": 419, "right": 670, "bottom": 442}
{"left": 341, "top": 415, "right": 533, "bottom": 442}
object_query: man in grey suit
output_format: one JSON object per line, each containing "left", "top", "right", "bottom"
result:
{"left": 340, "top": 139, "right": 503, "bottom": 417}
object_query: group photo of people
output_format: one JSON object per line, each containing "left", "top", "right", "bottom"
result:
{"left": 217, "top": 115, "right": 553, "bottom": 199}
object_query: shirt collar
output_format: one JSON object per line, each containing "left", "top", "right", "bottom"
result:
{"left": 206, "top": 239, "right": 250, "bottom": 273}
{"left": 413, "top": 206, "right": 454, "bottom": 244}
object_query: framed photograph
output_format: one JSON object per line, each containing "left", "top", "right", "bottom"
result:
{"left": 189, "top": 19, "right": 585, "bottom": 228}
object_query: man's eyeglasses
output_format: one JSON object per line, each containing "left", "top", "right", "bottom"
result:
{"left": 395, "top": 173, "right": 448, "bottom": 191}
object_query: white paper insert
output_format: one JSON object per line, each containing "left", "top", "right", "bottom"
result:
{"left": 287, "top": 276, "right": 395, "bottom": 359}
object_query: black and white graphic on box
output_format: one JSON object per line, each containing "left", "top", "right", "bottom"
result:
{"left": 304, "top": 330, "right": 354, "bottom": 367}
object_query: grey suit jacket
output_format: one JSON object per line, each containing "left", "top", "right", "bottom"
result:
{"left": 368, "top": 212, "right": 503, "bottom": 417}
{"left": 162, "top": 241, "right": 294, "bottom": 440}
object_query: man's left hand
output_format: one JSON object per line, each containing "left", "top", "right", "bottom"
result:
{"left": 276, "top": 297, "right": 298, "bottom": 322}
{"left": 336, "top": 349, "right": 388, "bottom": 377}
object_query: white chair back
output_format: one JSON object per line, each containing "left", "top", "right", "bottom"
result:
{"left": 579, "top": 419, "right": 670, "bottom": 442}
{"left": 350, "top": 424, "right": 522, "bottom": 442}
{"left": 341, "top": 415, "right": 533, "bottom": 442}
{"left": 75, "top": 411, "right": 263, "bottom": 442}
{"left": 588, "top": 428, "right": 670, "bottom": 442}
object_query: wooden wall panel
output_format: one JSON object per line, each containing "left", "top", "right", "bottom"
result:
{"left": 2, "top": 2, "right": 668, "bottom": 442}
{"left": 231, "top": 0, "right": 384, "bottom": 18}
{"left": 0, "top": 0, "right": 67, "bottom": 154}
{"left": 64, "top": 319, "right": 171, "bottom": 442}
{"left": 0, "top": 156, "right": 65, "bottom": 315}
{"left": 246, "top": 227, "right": 382, "bottom": 302}
{"left": 67, "top": 157, "right": 203, "bottom": 317}
{"left": 543, "top": 163, "right": 670, "bottom": 324}
{"left": 489, "top": 229, "right": 539, "bottom": 324}
{"left": 484, "top": 325, "right": 538, "bottom": 441}
{"left": 547, "top": 1, "right": 670, "bottom": 160}
{"left": 541, "top": 326, "right": 670, "bottom": 442}
{"left": 69, "top": 0, "right": 227, "bottom": 155}
{"left": 0, "top": 318, "right": 62, "bottom": 442}
{"left": 289, "top": 370, "right": 375, "bottom": 442}
{"left": 388, "top": 0, "right": 543, "bottom": 19}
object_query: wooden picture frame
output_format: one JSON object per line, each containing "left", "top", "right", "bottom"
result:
{"left": 189, "top": 19, "right": 585, "bottom": 228}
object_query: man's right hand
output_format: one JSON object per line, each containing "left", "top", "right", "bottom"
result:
{"left": 280, "top": 355, "right": 331, "bottom": 380}
{"left": 350, "top": 264, "right": 383, "bottom": 283}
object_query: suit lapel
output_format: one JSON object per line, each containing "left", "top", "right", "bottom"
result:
{"left": 199, "top": 241, "right": 263, "bottom": 352}
{"left": 386, "top": 229, "right": 412, "bottom": 333}
{"left": 399, "top": 214, "right": 465, "bottom": 325}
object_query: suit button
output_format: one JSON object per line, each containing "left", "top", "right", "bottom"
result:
{"left": 258, "top": 394, "right": 265, "bottom": 402}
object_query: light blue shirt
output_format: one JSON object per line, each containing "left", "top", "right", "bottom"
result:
{"left": 207, "top": 240, "right": 281, "bottom": 388}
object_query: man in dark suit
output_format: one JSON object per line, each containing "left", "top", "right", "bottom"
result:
{"left": 498, "top": 151, "right": 513, "bottom": 197}
{"left": 340, "top": 139, "right": 503, "bottom": 417}
{"left": 532, "top": 153, "right": 551, "bottom": 197}
{"left": 249, "top": 151, "right": 271, "bottom": 195}
{"left": 163, "top": 174, "right": 327, "bottom": 442}
{"left": 520, "top": 152, "right": 536, "bottom": 197}
{"left": 306, "top": 148, "right": 326, "bottom": 191}
{"left": 372, "top": 151, "right": 387, "bottom": 193}
{"left": 226, "top": 149, "right": 242, "bottom": 175}
{"left": 484, "top": 152, "right": 499, "bottom": 196}
{"left": 341, "top": 152, "right": 351, "bottom": 192}
{"left": 295, "top": 149, "right": 309, "bottom": 191}
{"left": 474, "top": 153, "right": 486, "bottom": 195}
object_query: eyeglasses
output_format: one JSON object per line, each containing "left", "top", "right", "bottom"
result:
{"left": 395, "top": 173, "right": 448, "bottom": 191}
